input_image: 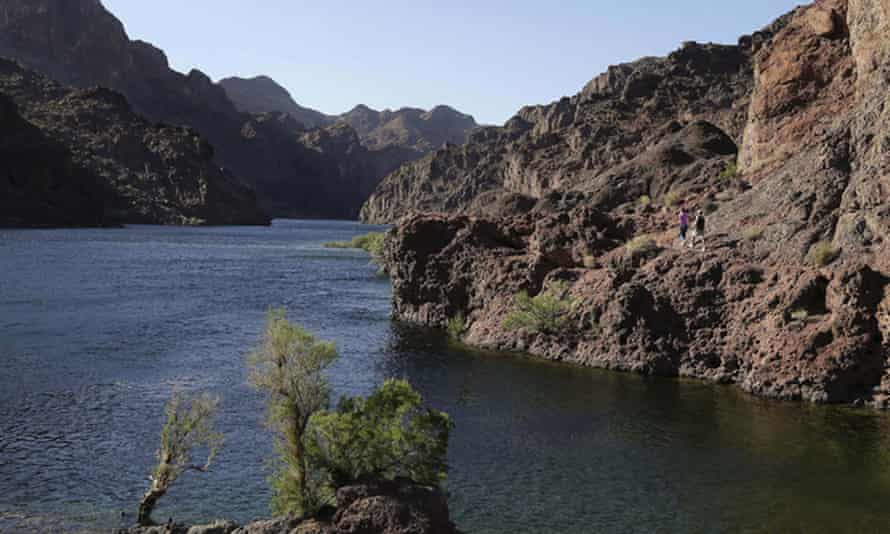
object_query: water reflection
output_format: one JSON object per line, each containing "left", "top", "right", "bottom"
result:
{"left": 382, "top": 324, "right": 890, "bottom": 534}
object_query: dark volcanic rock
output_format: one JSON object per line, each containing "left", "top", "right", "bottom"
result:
{"left": 0, "top": 59, "right": 268, "bottom": 227}
{"left": 360, "top": 23, "right": 791, "bottom": 223}
{"left": 0, "top": 91, "right": 107, "bottom": 227}
{"left": 381, "top": 1, "right": 890, "bottom": 408}
{"left": 118, "top": 479, "right": 457, "bottom": 534}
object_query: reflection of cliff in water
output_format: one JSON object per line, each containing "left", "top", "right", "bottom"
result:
{"left": 383, "top": 322, "right": 890, "bottom": 533}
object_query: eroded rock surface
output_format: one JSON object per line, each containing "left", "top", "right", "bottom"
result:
{"left": 381, "top": 0, "right": 890, "bottom": 408}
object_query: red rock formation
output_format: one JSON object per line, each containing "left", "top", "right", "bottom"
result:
{"left": 382, "top": 1, "right": 890, "bottom": 408}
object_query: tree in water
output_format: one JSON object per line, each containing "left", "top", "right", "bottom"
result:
{"left": 248, "top": 309, "right": 338, "bottom": 516}
{"left": 138, "top": 392, "right": 222, "bottom": 526}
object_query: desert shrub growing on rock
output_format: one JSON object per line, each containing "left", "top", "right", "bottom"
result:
{"left": 742, "top": 226, "right": 764, "bottom": 241}
{"left": 626, "top": 235, "right": 658, "bottom": 254}
{"left": 306, "top": 379, "right": 453, "bottom": 488}
{"left": 718, "top": 162, "right": 739, "bottom": 181}
{"left": 808, "top": 241, "right": 839, "bottom": 267}
{"left": 663, "top": 191, "right": 682, "bottom": 207}
{"left": 504, "top": 281, "right": 576, "bottom": 334}
{"left": 790, "top": 309, "right": 809, "bottom": 321}
{"left": 249, "top": 310, "right": 339, "bottom": 516}
{"left": 446, "top": 313, "right": 466, "bottom": 340}
{"left": 139, "top": 392, "right": 222, "bottom": 526}
{"left": 638, "top": 195, "right": 652, "bottom": 207}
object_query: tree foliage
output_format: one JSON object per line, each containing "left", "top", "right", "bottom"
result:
{"left": 248, "top": 309, "right": 339, "bottom": 516}
{"left": 306, "top": 379, "right": 453, "bottom": 488}
{"left": 504, "top": 281, "right": 576, "bottom": 335}
{"left": 139, "top": 392, "right": 222, "bottom": 526}
{"left": 248, "top": 311, "right": 453, "bottom": 518}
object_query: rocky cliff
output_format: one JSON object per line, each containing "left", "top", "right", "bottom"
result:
{"left": 0, "top": 58, "right": 268, "bottom": 227}
{"left": 381, "top": 0, "right": 890, "bottom": 409}
{"left": 0, "top": 0, "right": 414, "bottom": 219}
{"left": 359, "top": 15, "right": 791, "bottom": 223}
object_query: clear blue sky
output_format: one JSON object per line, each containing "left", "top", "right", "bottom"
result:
{"left": 102, "top": 0, "right": 801, "bottom": 125}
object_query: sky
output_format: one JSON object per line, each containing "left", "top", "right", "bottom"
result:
{"left": 102, "top": 0, "right": 802, "bottom": 125}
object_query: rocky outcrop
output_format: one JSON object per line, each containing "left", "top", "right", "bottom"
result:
{"left": 219, "top": 76, "right": 334, "bottom": 129}
{"left": 360, "top": 19, "right": 790, "bottom": 223}
{"left": 0, "top": 58, "right": 269, "bottom": 227}
{"left": 0, "top": 0, "right": 419, "bottom": 220}
{"left": 382, "top": 1, "right": 890, "bottom": 408}
{"left": 118, "top": 479, "right": 458, "bottom": 534}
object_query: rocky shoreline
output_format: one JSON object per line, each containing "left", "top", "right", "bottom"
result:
{"left": 118, "top": 479, "right": 458, "bottom": 534}
{"left": 371, "top": 0, "right": 890, "bottom": 410}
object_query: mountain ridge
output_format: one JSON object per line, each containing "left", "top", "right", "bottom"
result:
{"left": 218, "top": 75, "right": 479, "bottom": 153}
{"left": 0, "top": 0, "right": 441, "bottom": 220}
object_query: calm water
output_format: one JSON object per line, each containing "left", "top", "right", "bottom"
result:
{"left": 2, "top": 220, "right": 890, "bottom": 534}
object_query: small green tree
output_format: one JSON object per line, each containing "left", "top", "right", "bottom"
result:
{"left": 248, "top": 310, "right": 338, "bottom": 516}
{"left": 504, "top": 281, "right": 576, "bottom": 334}
{"left": 306, "top": 379, "right": 453, "bottom": 488}
{"left": 138, "top": 392, "right": 222, "bottom": 526}
{"left": 446, "top": 313, "right": 466, "bottom": 341}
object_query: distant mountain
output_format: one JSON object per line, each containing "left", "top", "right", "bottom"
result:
{"left": 338, "top": 104, "right": 478, "bottom": 153}
{"left": 217, "top": 75, "right": 478, "bottom": 154}
{"left": 0, "top": 0, "right": 414, "bottom": 219}
{"left": 0, "top": 58, "right": 269, "bottom": 227}
{"left": 218, "top": 75, "right": 334, "bottom": 129}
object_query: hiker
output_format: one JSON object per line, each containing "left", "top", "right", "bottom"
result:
{"left": 691, "top": 209, "right": 706, "bottom": 250}
{"left": 679, "top": 206, "right": 690, "bottom": 243}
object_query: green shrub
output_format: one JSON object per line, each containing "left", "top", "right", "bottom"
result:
{"left": 446, "top": 313, "right": 466, "bottom": 340}
{"left": 664, "top": 191, "right": 682, "bottom": 207}
{"left": 325, "top": 232, "right": 386, "bottom": 264}
{"left": 638, "top": 195, "right": 652, "bottom": 207}
{"left": 248, "top": 312, "right": 453, "bottom": 517}
{"left": 626, "top": 235, "right": 658, "bottom": 254}
{"left": 504, "top": 281, "right": 576, "bottom": 334}
{"left": 808, "top": 241, "right": 839, "bottom": 267}
{"left": 718, "top": 162, "right": 739, "bottom": 181}
{"left": 306, "top": 379, "right": 453, "bottom": 489}
{"left": 742, "top": 226, "right": 764, "bottom": 241}
{"left": 790, "top": 309, "right": 809, "bottom": 321}
{"left": 139, "top": 392, "right": 222, "bottom": 526}
{"left": 248, "top": 310, "right": 339, "bottom": 516}
{"left": 582, "top": 255, "right": 598, "bottom": 269}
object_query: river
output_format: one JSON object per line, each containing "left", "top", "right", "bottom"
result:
{"left": 2, "top": 220, "right": 890, "bottom": 533}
